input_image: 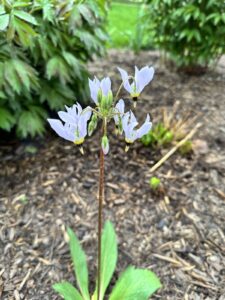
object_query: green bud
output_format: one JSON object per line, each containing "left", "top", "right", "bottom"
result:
{"left": 88, "top": 113, "right": 98, "bottom": 136}
{"left": 101, "top": 135, "right": 109, "bottom": 155}
{"left": 107, "top": 91, "right": 113, "bottom": 107}
{"left": 149, "top": 176, "right": 161, "bottom": 190}
{"left": 97, "top": 89, "right": 102, "bottom": 105}
{"left": 118, "top": 117, "right": 123, "bottom": 134}
{"left": 100, "top": 91, "right": 113, "bottom": 112}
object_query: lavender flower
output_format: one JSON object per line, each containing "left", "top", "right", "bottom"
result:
{"left": 47, "top": 103, "right": 92, "bottom": 148}
{"left": 122, "top": 110, "right": 152, "bottom": 151}
{"left": 117, "top": 66, "right": 154, "bottom": 101}
{"left": 89, "top": 76, "right": 112, "bottom": 105}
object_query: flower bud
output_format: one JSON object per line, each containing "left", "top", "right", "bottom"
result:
{"left": 88, "top": 113, "right": 98, "bottom": 136}
{"left": 101, "top": 135, "right": 109, "bottom": 155}
{"left": 97, "top": 89, "right": 102, "bottom": 105}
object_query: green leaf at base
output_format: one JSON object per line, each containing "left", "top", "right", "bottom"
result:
{"left": 53, "top": 281, "right": 83, "bottom": 300}
{"left": 93, "top": 221, "right": 118, "bottom": 300}
{"left": 67, "top": 227, "right": 90, "bottom": 300}
{"left": 109, "top": 267, "right": 161, "bottom": 300}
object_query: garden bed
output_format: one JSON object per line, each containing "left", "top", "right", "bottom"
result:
{"left": 0, "top": 50, "right": 225, "bottom": 300}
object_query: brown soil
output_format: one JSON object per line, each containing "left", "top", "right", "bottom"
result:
{"left": 0, "top": 50, "right": 225, "bottom": 300}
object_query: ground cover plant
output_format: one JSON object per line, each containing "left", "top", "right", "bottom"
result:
{"left": 145, "top": 0, "right": 225, "bottom": 73}
{"left": 47, "top": 65, "right": 161, "bottom": 299}
{"left": 0, "top": 0, "right": 107, "bottom": 137}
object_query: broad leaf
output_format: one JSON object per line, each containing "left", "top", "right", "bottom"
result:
{"left": 53, "top": 281, "right": 83, "bottom": 300}
{"left": 0, "top": 14, "right": 9, "bottom": 31}
{"left": 109, "top": 267, "right": 161, "bottom": 300}
{"left": 14, "top": 10, "right": 38, "bottom": 25}
{"left": 93, "top": 221, "right": 117, "bottom": 300}
{"left": 67, "top": 228, "right": 90, "bottom": 300}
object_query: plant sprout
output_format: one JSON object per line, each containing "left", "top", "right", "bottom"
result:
{"left": 47, "top": 66, "right": 161, "bottom": 300}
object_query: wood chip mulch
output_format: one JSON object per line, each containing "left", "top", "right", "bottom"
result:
{"left": 0, "top": 50, "right": 225, "bottom": 300}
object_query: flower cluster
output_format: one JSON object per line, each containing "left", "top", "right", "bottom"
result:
{"left": 47, "top": 66, "right": 154, "bottom": 155}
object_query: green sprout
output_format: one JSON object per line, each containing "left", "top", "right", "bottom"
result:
{"left": 179, "top": 140, "right": 193, "bottom": 156}
{"left": 149, "top": 177, "right": 161, "bottom": 190}
{"left": 141, "top": 122, "right": 173, "bottom": 148}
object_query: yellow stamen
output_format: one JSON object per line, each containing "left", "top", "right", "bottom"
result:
{"left": 125, "top": 145, "right": 129, "bottom": 152}
{"left": 74, "top": 138, "right": 84, "bottom": 145}
{"left": 79, "top": 147, "right": 84, "bottom": 155}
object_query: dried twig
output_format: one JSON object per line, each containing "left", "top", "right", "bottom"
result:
{"left": 150, "top": 123, "right": 202, "bottom": 173}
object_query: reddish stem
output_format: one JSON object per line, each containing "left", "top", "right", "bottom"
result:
{"left": 97, "top": 147, "right": 104, "bottom": 300}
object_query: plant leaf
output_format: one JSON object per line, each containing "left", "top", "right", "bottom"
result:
{"left": 0, "top": 14, "right": 9, "bottom": 31}
{"left": 93, "top": 221, "right": 117, "bottom": 300}
{"left": 67, "top": 227, "right": 90, "bottom": 300}
{"left": 14, "top": 10, "right": 38, "bottom": 25}
{"left": 0, "top": 107, "right": 15, "bottom": 131}
{"left": 53, "top": 281, "right": 83, "bottom": 300}
{"left": 17, "top": 108, "right": 46, "bottom": 138}
{"left": 109, "top": 267, "right": 161, "bottom": 300}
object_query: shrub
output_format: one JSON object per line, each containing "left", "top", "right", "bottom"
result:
{"left": 145, "top": 0, "right": 225, "bottom": 72}
{"left": 0, "top": 0, "right": 107, "bottom": 137}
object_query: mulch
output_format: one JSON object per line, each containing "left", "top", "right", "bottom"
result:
{"left": 0, "top": 50, "right": 225, "bottom": 300}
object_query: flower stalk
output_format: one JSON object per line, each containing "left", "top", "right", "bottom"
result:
{"left": 97, "top": 140, "right": 105, "bottom": 300}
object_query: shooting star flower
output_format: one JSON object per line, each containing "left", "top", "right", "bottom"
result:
{"left": 47, "top": 103, "right": 92, "bottom": 153}
{"left": 117, "top": 66, "right": 154, "bottom": 106}
{"left": 122, "top": 111, "right": 152, "bottom": 151}
{"left": 89, "top": 76, "right": 112, "bottom": 105}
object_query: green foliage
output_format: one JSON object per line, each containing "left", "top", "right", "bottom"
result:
{"left": 145, "top": 0, "right": 225, "bottom": 69}
{"left": 93, "top": 221, "right": 117, "bottom": 300}
{"left": 54, "top": 221, "right": 161, "bottom": 300}
{"left": 53, "top": 282, "right": 83, "bottom": 300}
{"left": 109, "top": 267, "right": 161, "bottom": 300}
{"left": 141, "top": 123, "right": 173, "bottom": 148}
{"left": 67, "top": 227, "right": 90, "bottom": 300}
{"left": 149, "top": 176, "right": 161, "bottom": 190}
{"left": 0, "top": 0, "right": 107, "bottom": 138}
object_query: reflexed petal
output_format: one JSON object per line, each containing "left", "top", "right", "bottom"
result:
{"left": 58, "top": 111, "right": 75, "bottom": 125}
{"left": 136, "top": 115, "right": 152, "bottom": 138}
{"left": 78, "top": 119, "right": 88, "bottom": 138}
{"left": 117, "top": 67, "right": 132, "bottom": 93}
{"left": 89, "top": 78, "right": 100, "bottom": 104}
{"left": 130, "top": 110, "right": 137, "bottom": 123}
{"left": 47, "top": 119, "right": 74, "bottom": 141}
{"left": 64, "top": 123, "right": 76, "bottom": 141}
{"left": 135, "top": 66, "right": 154, "bottom": 93}
{"left": 78, "top": 109, "right": 92, "bottom": 138}
{"left": 101, "top": 77, "right": 111, "bottom": 96}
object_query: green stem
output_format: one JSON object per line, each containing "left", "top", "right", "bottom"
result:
{"left": 97, "top": 126, "right": 105, "bottom": 300}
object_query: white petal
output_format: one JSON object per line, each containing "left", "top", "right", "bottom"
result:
{"left": 117, "top": 67, "right": 132, "bottom": 93}
{"left": 47, "top": 119, "right": 74, "bottom": 141}
{"left": 137, "top": 121, "right": 152, "bottom": 138}
{"left": 135, "top": 66, "right": 154, "bottom": 93}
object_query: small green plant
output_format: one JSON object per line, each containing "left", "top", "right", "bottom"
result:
{"left": 54, "top": 222, "right": 161, "bottom": 300}
{"left": 178, "top": 140, "right": 193, "bottom": 156}
{"left": 145, "top": 0, "right": 225, "bottom": 72}
{"left": 141, "top": 122, "right": 173, "bottom": 147}
{"left": 149, "top": 176, "right": 161, "bottom": 190}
